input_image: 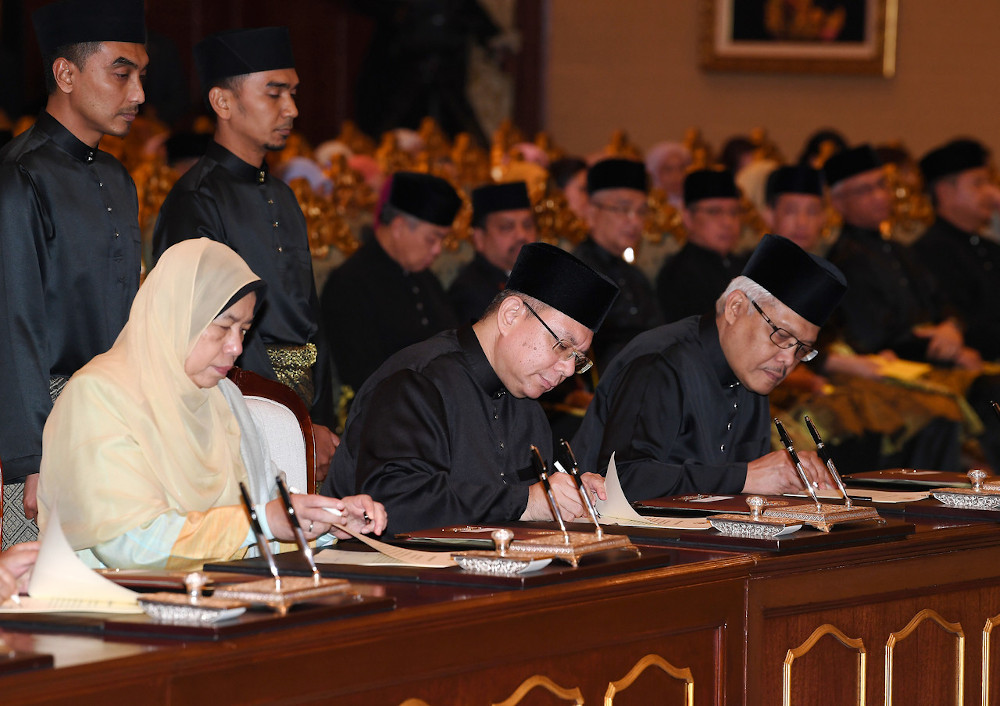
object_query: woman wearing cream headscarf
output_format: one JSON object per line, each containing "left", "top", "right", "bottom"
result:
{"left": 38, "top": 239, "right": 385, "bottom": 570}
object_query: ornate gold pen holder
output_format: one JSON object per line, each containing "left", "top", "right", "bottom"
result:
{"left": 932, "top": 469, "right": 1000, "bottom": 510}
{"left": 709, "top": 496, "right": 883, "bottom": 538}
{"left": 452, "top": 528, "right": 639, "bottom": 576}
{"left": 214, "top": 575, "right": 354, "bottom": 617}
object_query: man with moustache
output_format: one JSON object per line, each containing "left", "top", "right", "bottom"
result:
{"left": 153, "top": 27, "right": 339, "bottom": 477}
{"left": 573, "top": 235, "right": 847, "bottom": 501}
{"left": 322, "top": 171, "right": 460, "bottom": 392}
{"left": 656, "top": 169, "right": 746, "bottom": 323}
{"left": 574, "top": 158, "right": 663, "bottom": 368}
{"left": 448, "top": 181, "right": 536, "bottom": 323}
{"left": 0, "top": 0, "right": 147, "bottom": 546}
{"left": 324, "top": 243, "right": 619, "bottom": 535}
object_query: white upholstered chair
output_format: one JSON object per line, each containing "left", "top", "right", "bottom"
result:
{"left": 226, "top": 368, "right": 316, "bottom": 493}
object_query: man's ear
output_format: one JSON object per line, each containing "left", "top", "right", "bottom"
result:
{"left": 761, "top": 206, "right": 775, "bottom": 230}
{"left": 208, "top": 86, "right": 231, "bottom": 121}
{"left": 723, "top": 290, "right": 747, "bottom": 324}
{"left": 496, "top": 295, "right": 523, "bottom": 337}
{"left": 52, "top": 58, "right": 76, "bottom": 95}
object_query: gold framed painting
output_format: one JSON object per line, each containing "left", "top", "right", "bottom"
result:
{"left": 700, "top": 0, "right": 898, "bottom": 77}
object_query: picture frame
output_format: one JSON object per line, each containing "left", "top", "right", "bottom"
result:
{"left": 700, "top": 0, "right": 898, "bottom": 77}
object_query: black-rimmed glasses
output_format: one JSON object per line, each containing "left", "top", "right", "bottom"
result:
{"left": 750, "top": 300, "right": 818, "bottom": 362}
{"left": 522, "top": 302, "right": 593, "bottom": 374}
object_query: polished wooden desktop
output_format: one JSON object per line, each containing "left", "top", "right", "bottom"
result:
{"left": 2, "top": 514, "right": 999, "bottom": 705}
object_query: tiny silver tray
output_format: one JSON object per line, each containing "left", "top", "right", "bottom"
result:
{"left": 708, "top": 514, "right": 802, "bottom": 540}
{"left": 931, "top": 470, "right": 1000, "bottom": 511}
{"left": 214, "top": 576, "right": 354, "bottom": 616}
{"left": 138, "top": 593, "right": 247, "bottom": 626}
{"left": 451, "top": 551, "right": 553, "bottom": 576}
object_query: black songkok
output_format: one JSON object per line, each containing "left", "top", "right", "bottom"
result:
{"left": 506, "top": 243, "right": 619, "bottom": 332}
{"left": 822, "top": 144, "right": 882, "bottom": 188}
{"left": 388, "top": 172, "right": 462, "bottom": 227}
{"left": 919, "top": 139, "right": 989, "bottom": 187}
{"left": 195, "top": 27, "right": 295, "bottom": 91}
{"left": 33, "top": 0, "right": 145, "bottom": 56}
{"left": 683, "top": 169, "right": 739, "bottom": 206}
{"left": 742, "top": 234, "right": 847, "bottom": 327}
{"left": 586, "top": 158, "right": 648, "bottom": 195}
{"left": 765, "top": 165, "right": 823, "bottom": 206}
{"left": 472, "top": 181, "right": 532, "bottom": 228}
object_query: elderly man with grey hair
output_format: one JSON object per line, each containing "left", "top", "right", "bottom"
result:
{"left": 572, "top": 234, "right": 847, "bottom": 501}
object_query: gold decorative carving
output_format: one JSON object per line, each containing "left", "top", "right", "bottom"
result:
{"left": 604, "top": 653, "right": 694, "bottom": 705}
{"left": 885, "top": 608, "right": 964, "bottom": 706}
{"left": 491, "top": 675, "right": 584, "bottom": 706}
{"left": 783, "top": 623, "right": 866, "bottom": 706}
{"left": 981, "top": 613, "right": 1000, "bottom": 706}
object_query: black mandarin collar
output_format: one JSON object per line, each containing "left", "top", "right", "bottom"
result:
{"left": 839, "top": 222, "right": 884, "bottom": 242}
{"left": 366, "top": 235, "right": 411, "bottom": 277}
{"left": 35, "top": 111, "right": 98, "bottom": 163}
{"left": 208, "top": 141, "right": 269, "bottom": 184}
{"left": 457, "top": 325, "right": 508, "bottom": 399}
{"left": 698, "top": 313, "right": 740, "bottom": 388}
{"left": 472, "top": 251, "right": 510, "bottom": 280}
{"left": 683, "top": 240, "right": 738, "bottom": 268}
{"left": 933, "top": 216, "right": 980, "bottom": 244}
{"left": 581, "top": 237, "right": 627, "bottom": 265}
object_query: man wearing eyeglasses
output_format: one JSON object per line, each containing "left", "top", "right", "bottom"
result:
{"left": 574, "top": 158, "right": 663, "bottom": 368}
{"left": 572, "top": 234, "right": 847, "bottom": 501}
{"left": 322, "top": 243, "right": 619, "bottom": 536}
{"left": 656, "top": 169, "right": 747, "bottom": 323}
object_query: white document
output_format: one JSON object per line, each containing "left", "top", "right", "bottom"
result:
{"left": 594, "top": 453, "right": 711, "bottom": 530}
{"left": 317, "top": 516, "right": 456, "bottom": 568}
{"left": 0, "top": 506, "right": 142, "bottom": 614}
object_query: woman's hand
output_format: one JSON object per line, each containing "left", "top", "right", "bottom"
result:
{"left": 0, "top": 542, "right": 40, "bottom": 603}
{"left": 264, "top": 493, "right": 386, "bottom": 542}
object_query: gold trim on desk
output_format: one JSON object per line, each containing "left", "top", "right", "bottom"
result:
{"left": 981, "top": 613, "right": 1000, "bottom": 706}
{"left": 783, "top": 624, "right": 866, "bottom": 706}
{"left": 604, "top": 653, "right": 694, "bottom": 705}
{"left": 885, "top": 609, "right": 964, "bottom": 706}
{"left": 491, "top": 675, "right": 584, "bottom": 706}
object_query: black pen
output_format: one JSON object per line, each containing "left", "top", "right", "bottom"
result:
{"left": 555, "top": 439, "right": 602, "bottom": 534}
{"left": 275, "top": 476, "right": 321, "bottom": 582}
{"left": 774, "top": 418, "right": 822, "bottom": 510}
{"left": 238, "top": 482, "right": 282, "bottom": 589}
{"left": 530, "top": 444, "right": 569, "bottom": 541}
{"left": 804, "top": 415, "right": 852, "bottom": 507}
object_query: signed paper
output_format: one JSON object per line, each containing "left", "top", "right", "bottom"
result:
{"left": 594, "top": 454, "right": 711, "bottom": 530}
{"left": 0, "top": 506, "right": 142, "bottom": 613}
{"left": 316, "top": 515, "right": 456, "bottom": 568}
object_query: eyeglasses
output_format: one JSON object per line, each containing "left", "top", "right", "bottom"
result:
{"left": 592, "top": 201, "right": 650, "bottom": 221}
{"left": 522, "top": 301, "right": 593, "bottom": 374}
{"left": 750, "top": 300, "right": 818, "bottom": 362}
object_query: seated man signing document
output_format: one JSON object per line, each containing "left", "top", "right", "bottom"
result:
{"left": 324, "top": 243, "right": 620, "bottom": 536}
{"left": 573, "top": 234, "right": 847, "bottom": 500}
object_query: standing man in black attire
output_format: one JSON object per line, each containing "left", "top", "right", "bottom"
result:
{"left": 574, "top": 158, "right": 663, "bottom": 369}
{"left": 448, "top": 180, "right": 536, "bottom": 323}
{"left": 913, "top": 139, "right": 1000, "bottom": 361}
{"left": 152, "top": 27, "right": 339, "bottom": 478}
{"left": 324, "top": 243, "right": 619, "bottom": 535}
{"left": 656, "top": 169, "right": 747, "bottom": 323}
{"left": 322, "top": 171, "right": 460, "bottom": 394}
{"left": 0, "top": 0, "right": 146, "bottom": 547}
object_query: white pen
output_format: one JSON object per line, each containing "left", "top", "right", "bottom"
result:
{"left": 323, "top": 506, "right": 344, "bottom": 518}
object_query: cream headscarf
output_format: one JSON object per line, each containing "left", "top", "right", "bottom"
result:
{"left": 39, "top": 239, "right": 264, "bottom": 549}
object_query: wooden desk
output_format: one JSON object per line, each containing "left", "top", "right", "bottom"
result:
{"left": 2, "top": 517, "right": 1000, "bottom": 705}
